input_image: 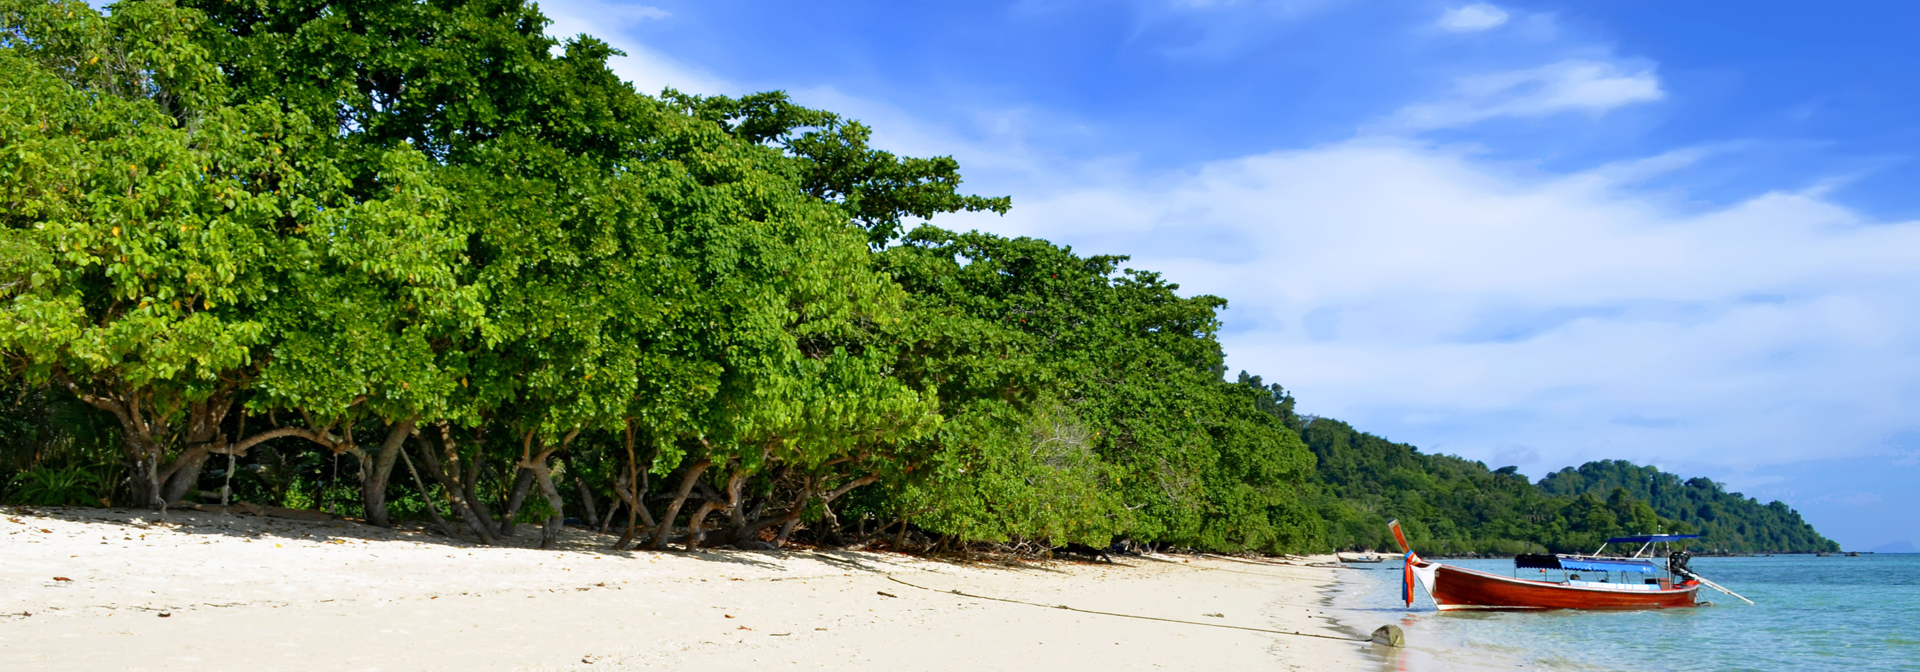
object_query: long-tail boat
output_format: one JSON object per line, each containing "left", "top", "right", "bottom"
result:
{"left": 1388, "top": 519, "right": 1752, "bottom": 611}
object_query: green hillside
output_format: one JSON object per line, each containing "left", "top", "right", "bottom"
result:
{"left": 1537, "top": 460, "right": 1837, "bottom": 553}
{"left": 1235, "top": 377, "right": 1837, "bottom": 554}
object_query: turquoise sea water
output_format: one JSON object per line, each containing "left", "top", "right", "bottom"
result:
{"left": 1326, "top": 554, "right": 1919, "bottom": 671}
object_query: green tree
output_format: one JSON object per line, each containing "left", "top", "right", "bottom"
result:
{"left": 1538, "top": 460, "right": 1836, "bottom": 553}
{"left": 876, "top": 228, "right": 1322, "bottom": 553}
{"left": 0, "top": 0, "right": 445, "bottom": 507}
{"left": 662, "top": 91, "right": 1011, "bottom": 247}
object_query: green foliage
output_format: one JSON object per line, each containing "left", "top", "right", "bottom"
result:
{"left": 662, "top": 90, "right": 1012, "bottom": 246}
{"left": 8, "top": 462, "right": 114, "bottom": 506}
{"left": 1295, "top": 417, "right": 1834, "bottom": 554}
{"left": 881, "top": 401, "right": 1123, "bottom": 546}
{"left": 0, "top": 0, "right": 454, "bottom": 507}
{"left": 1537, "top": 460, "right": 1838, "bottom": 553}
{"left": 870, "top": 228, "right": 1323, "bottom": 553}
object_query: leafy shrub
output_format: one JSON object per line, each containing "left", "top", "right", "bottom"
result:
{"left": 8, "top": 463, "right": 111, "bottom": 506}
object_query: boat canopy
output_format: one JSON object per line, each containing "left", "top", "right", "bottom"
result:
{"left": 1559, "top": 558, "right": 1660, "bottom": 574}
{"left": 1604, "top": 534, "right": 1701, "bottom": 544}
{"left": 1514, "top": 553, "right": 1561, "bottom": 570}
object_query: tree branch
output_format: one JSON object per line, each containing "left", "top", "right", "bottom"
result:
{"left": 215, "top": 426, "right": 338, "bottom": 456}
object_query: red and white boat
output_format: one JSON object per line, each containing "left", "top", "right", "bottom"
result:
{"left": 1389, "top": 520, "right": 1750, "bottom": 611}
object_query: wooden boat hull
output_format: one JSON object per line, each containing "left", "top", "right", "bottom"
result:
{"left": 1420, "top": 562, "right": 1701, "bottom": 611}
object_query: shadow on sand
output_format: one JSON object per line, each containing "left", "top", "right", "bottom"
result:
{"left": 7, "top": 504, "right": 1078, "bottom": 576}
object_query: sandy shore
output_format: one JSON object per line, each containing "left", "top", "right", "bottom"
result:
{"left": 1, "top": 505, "right": 1389, "bottom": 671}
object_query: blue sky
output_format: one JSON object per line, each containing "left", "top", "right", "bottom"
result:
{"left": 535, "top": 0, "right": 1920, "bottom": 552}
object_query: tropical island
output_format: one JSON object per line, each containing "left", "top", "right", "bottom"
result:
{"left": 0, "top": 1, "right": 1846, "bottom": 669}
{"left": 0, "top": 0, "right": 1834, "bottom": 559}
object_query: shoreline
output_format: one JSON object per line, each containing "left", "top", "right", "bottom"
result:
{"left": 3, "top": 506, "right": 1384, "bottom": 670}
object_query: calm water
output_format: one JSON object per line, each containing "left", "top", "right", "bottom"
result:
{"left": 1324, "top": 554, "right": 1919, "bottom": 671}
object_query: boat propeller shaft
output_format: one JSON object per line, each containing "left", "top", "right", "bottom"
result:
{"left": 1675, "top": 567, "right": 1754, "bottom": 605}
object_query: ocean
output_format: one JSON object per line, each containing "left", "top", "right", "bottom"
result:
{"left": 1325, "top": 554, "right": 1919, "bottom": 671}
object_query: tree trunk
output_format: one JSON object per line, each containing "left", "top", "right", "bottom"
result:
{"left": 742, "top": 472, "right": 877, "bottom": 548}
{"left": 159, "top": 449, "right": 212, "bottom": 504}
{"left": 725, "top": 480, "right": 748, "bottom": 533}
{"left": 86, "top": 388, "right": 166, "bottom": 509}
{"left": 413, "top": 432, "right": 496, "bottom": 544}
{"left": 532, "top": 466, "right": 565, "bottom": 550}
{"left": 649, "top": 458, "right": 711, "bottom": 550}
{"left": 400, "top": 444, "right": 458, "bottom": 538}
{"left": 721, "top": 471, "right": 749, "bottom": 538}
{"left": 498, "top": 467, "right": 536, "bottom": 537}
{"left": 460, "top": 443, "right": 498, "bottom": 537}
{"left": 612, "top": 473, "right": 656, "bottom": 549}
{"left": 698, "top": 469, "right": 750, "bottom": 547}
{"left": 614, "top": 428, "right": 655, "bottom": 550}
{"left": 774, "top": 518, "right": 802, "bottom": 547}
{"left": 817, "top": 473, "right": 877, "bottom": 547}
{"left": 749, "top": 478, "right": 814, "bottom": 549}
{"left": 685, "top": 499, "right": 721, "bottom": 550}
{"left": 598, "top": 499, "right": 621, "bottom": 535}
{"left": 55, "top": 376, "right": 166, "bottom": 509}
{"left": 574, "top": 475, "right": 600, "bottom": 529}
{"left": 615, "top": 428, "right": 640, "bottom": 548}
{"left": 612, "top": 474, "right": 639, "bottom": 548}
{"left": 156, "top": 399, "right": 236, "bottom": 505}
{"left": 127, "top": 436, "right": 164, "bottom": 510}
{"left": 359, "top": 418, "right": 418, "bottom": 527}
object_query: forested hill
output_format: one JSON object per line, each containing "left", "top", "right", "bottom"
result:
{"left": 1537, "top": 461, "right": 1835, "bottom": 554}
{"left": 1243, "top": 388, "right": 1838, "bottom": 554}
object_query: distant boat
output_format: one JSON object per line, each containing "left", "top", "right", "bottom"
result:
{"left": 1817, "top": 552, "right": 1834, "bottom": 557}
{"left": 1338, "top": 552, "right": 1386, "bottom": 563}
{"left": 1846, "top": 552, "right": 1861, "bottom": 557}
{"left": 1388, "top": 520, "right": 1752, "bottom": 611}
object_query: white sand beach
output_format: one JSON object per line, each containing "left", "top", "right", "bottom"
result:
{"left": 1, "top": 506, "right": 1389, "bottom": 671}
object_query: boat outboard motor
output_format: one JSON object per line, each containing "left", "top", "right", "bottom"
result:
{"left": 1666, "top": 549, "right": 1755, "bottom": 604}
{"left": 1668, "top": 550, "right": 1694, "bottom": 579}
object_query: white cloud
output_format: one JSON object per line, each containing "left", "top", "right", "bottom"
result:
{"left": 1438, "top": 4, "right": 1509, "bottom": 32}
{"left": 539, "top": 0, "right": 735, "bottom": 96}
{"left": 1387, "top": 60, "right": 1663, "bottom": 130}
{"left": 943, "top": 139, "right": 1920, "bottom": 473}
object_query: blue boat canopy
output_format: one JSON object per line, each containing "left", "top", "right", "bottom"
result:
{"left": 1559, "top": 558, "right": 1660, "bottom": 574}
{"left": 1604, "top": 534, "right": 1701, "bottom": 544}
